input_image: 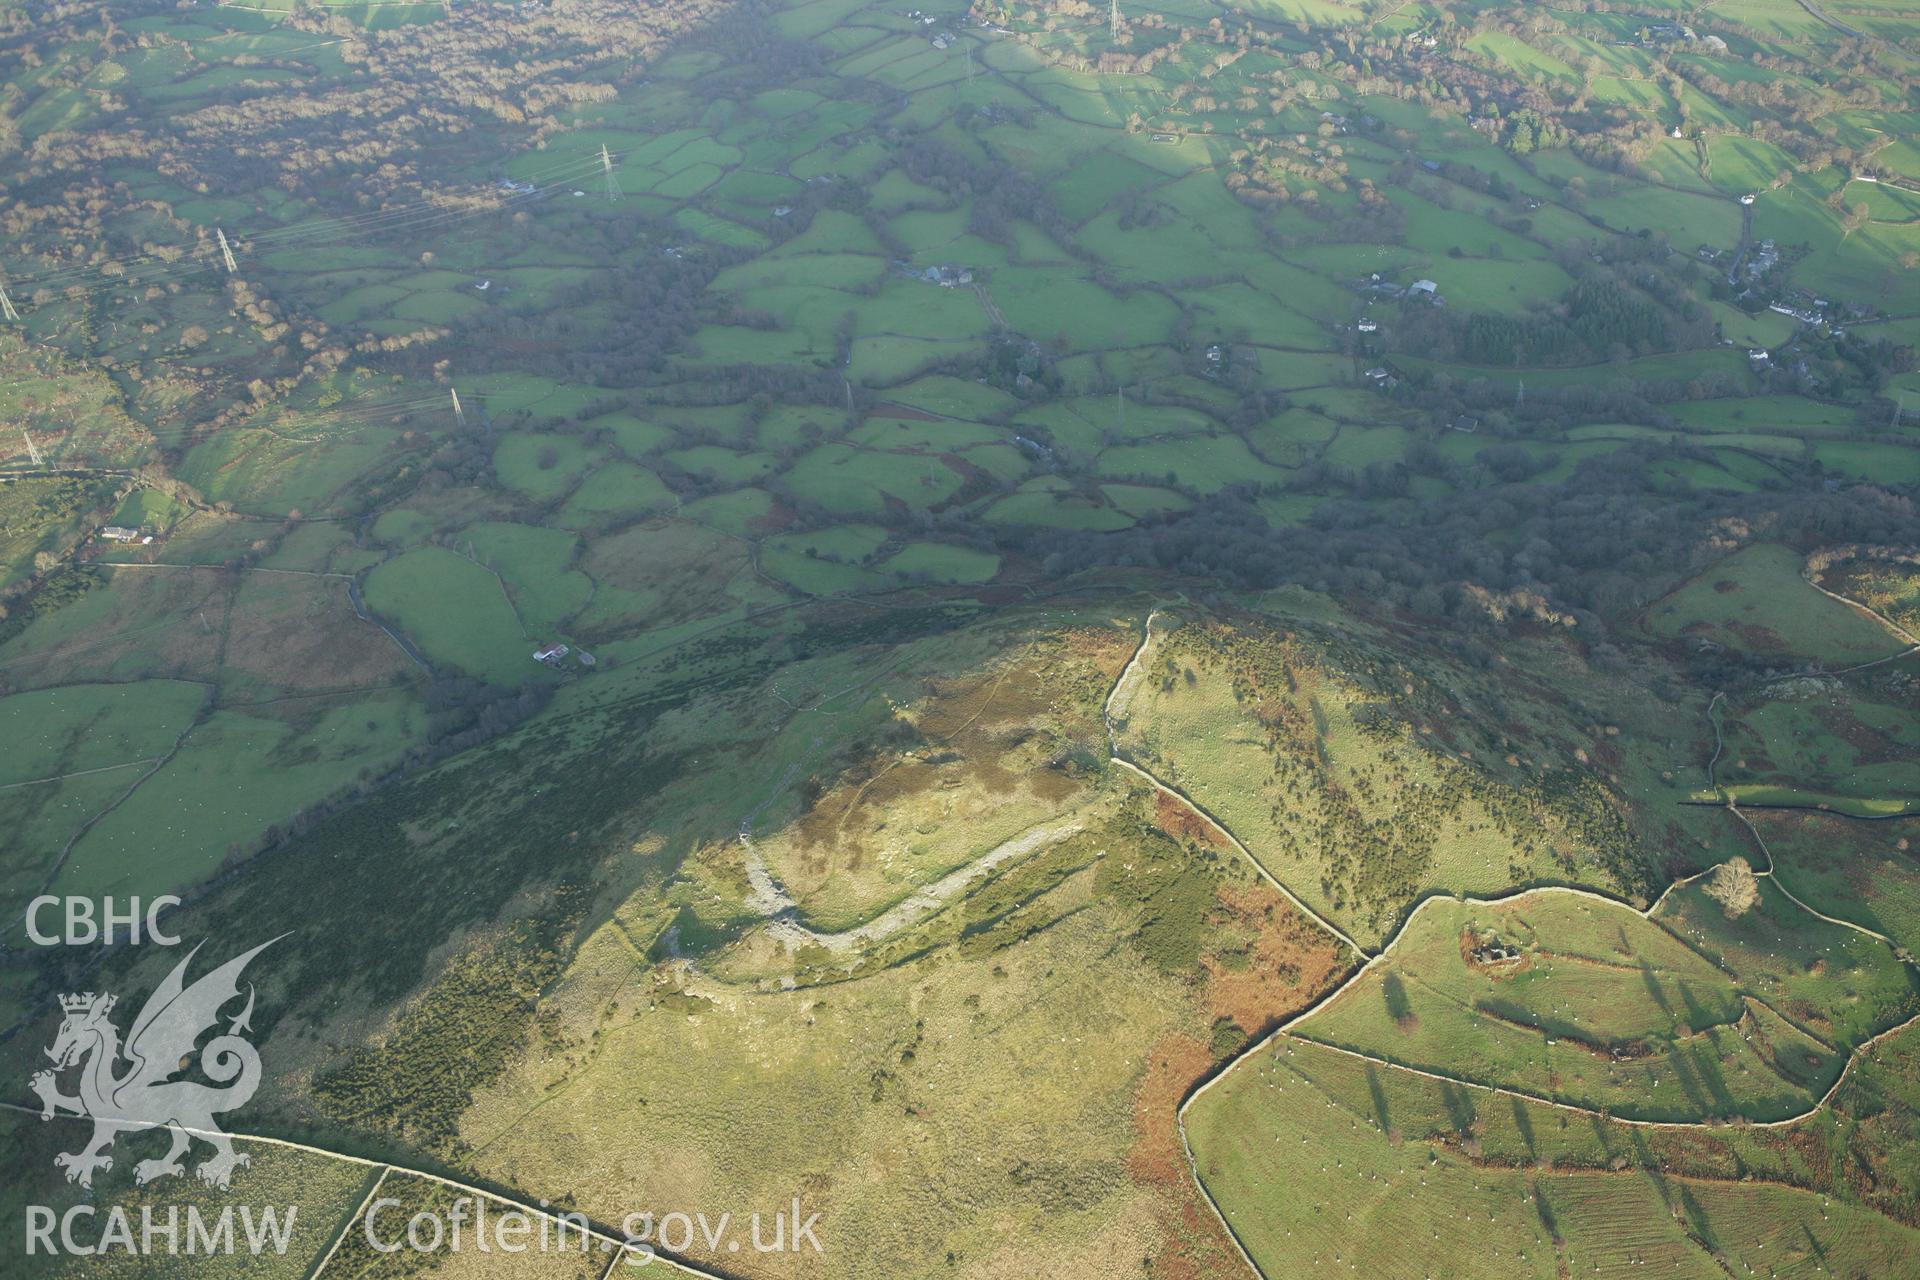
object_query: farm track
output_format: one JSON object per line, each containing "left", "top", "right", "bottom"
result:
{"left": 735, "top": 633, "right": 1082, "bottom": 952}
{"left": 102, "top": 561, "right": 349, "bottom": 579}
{"left": 11, "top": 9, "right": 1920, "bottom": 1272}
{"left": 0, "top": 757, "right": 159, "bottom": 792}
{"left": 1101, "top": 609, "right": 1367, "bottom": 955}
{"left": 4, "top": 603, "right": 1097, "bottom": 1276}
{"left": 14, "top": 569, "right": 1919, "bottom": 1280}
{"left": 971, "top": 281, "right": 1007, "bottom": 329}
{"left": 1794, "top": 0, "right": 1870, "bottom": 39}
{"left": 741, "top": 816, "right": 1089, "bottom": 955}
{"left": 32, "top": 715, "right": 202, "bottom": 899}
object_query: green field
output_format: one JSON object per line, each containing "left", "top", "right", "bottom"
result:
{"left": 1294, "top": 890, "right": 1855, "bottom": 1122}
{"left": 1749, "top": 809, "right": 1920, "bottom": 953}
{"left": 362, "top": 547, "right": 532, "bottom": 683}
{"left": 54, "top": 693, "right": 424, "bottom": 900}
{"left": 1187, "top": 1031, "right": 1920, "bottom": 1280}
{"left": 1653, "top": 874, "right": 1918, "bottom": 1048}
{"left": 1644, "top": 543, "right": 1907, "bottom": 665}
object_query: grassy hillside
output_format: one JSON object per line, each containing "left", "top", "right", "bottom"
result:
{"left": 1295, "top": 887, "right": 1913, "bottom": 1122}
{"left": 1114, "top": 613, "right": 1656, "bottom": 945}
{"left": 2, "top": 0, "right": 1918, "bottom": 1274}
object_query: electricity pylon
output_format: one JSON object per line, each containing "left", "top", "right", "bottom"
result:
{"left": 601, "top": 145, "right": 619, "bottom": 201}
{"left": 216, "top": 228, "right": 238, "bottom": 275}
{"left": 21, "top": 430, "right": 42, "bottom": 467}
{"left": 1110, "top": 0, "right": 1122, "bottom": 43}
{"left": 0, "top": 283, "right": 17, "bottom": 322}
{"left": 450, "top": 387, "right": 466, "bottom": 427}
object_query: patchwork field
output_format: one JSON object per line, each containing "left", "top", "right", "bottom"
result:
{"left": 1294, "top": 887, "right": 1911, "bottom": 1122}
{"left": 3, "top": 0, "right": 1920, "bottom": 1274}
{"left": 1186, "top": 1030, "right": 1920, "bottom": 1280}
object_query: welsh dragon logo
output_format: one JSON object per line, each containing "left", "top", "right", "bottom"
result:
{"left": 30, "top": 937, "right": 280, "bottom": 1190}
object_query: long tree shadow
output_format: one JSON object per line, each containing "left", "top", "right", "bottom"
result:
{"left": 1674, "top": 980, "right": 1722, "bottom": 1037}
{"left": 1676, "top": 1184, "right": 1716, "bottom": 1253}
{"left": 1365, "top": 1063, "right": 1392, "bottom": 1137}
{"left": 1532, "top": 1179, "right": 1563, "bottom": 1247}
{"left": 1638, "top": 958, "right": 1674, "bottom": 1021}
{"left": 1684, "top": 1032, "right": 1739, "bottom": 1117}
{"left": 1800, "top": 1222, "right": 1829, "bottom": 1272}
{"left": 1383, "top": 972, "right": 1414, "bottom": 1026}
{"left": 1663, "top": 1045, "right": 1711, "bottom": 1119}
{"left": 1627, "top": 1129, "right": 1670, "bottom": 1205}
{"left": 1509, "top": 1095, "right": 1536, "bottom": 1159}
{"left": 1439, "top": 1080, "right": 1477, "bottom": 1139}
